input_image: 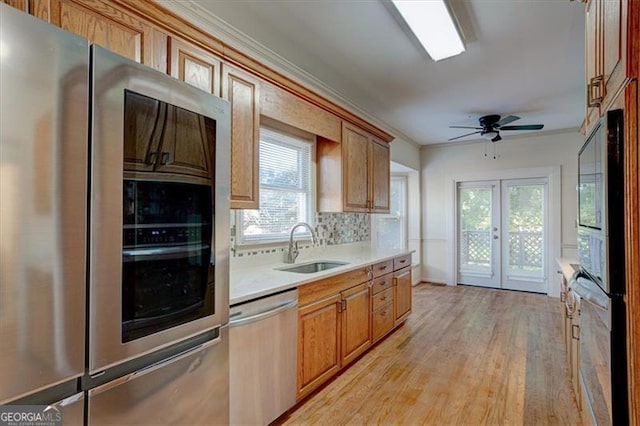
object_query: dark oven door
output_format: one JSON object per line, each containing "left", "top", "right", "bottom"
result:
{"left": 122, "top": 180, "right": 214, "bottom": 343}
{"left": 89, "top": 46, "right": 230, "bottom": 374}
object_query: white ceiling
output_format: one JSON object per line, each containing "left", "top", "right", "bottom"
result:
{"left": 181, "top": 0, "right": 586, "bottom": 146}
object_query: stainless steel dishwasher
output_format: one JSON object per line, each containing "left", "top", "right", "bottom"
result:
{"left": 229, "top": 289, "right": 298, "bottom": 425}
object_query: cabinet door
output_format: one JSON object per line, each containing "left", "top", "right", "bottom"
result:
{"left": 46, "top": 0, "right": 164, "bottom": 68}
{"left": 394, "top": 267, "right": 412, "bottom": 323}
{"left": 601, "top": 0, "right": 625, "bottom": 104}
{"left": 369, "top": 138, "right": 390, "bottom": 213}
{"left": 169, "top": 37, "right": 221, "bottom": 95}
{"left": 570, "top": 313, "right": 582, "bottom": 409}
{"left": 155, "top": 105, "right": 214, "bottom": 179}
{"left": 340, "top": 283, "right": 372, "bottom": 366}
{"left": 1, "top": 0, "right": 27, "bottom": 12}
{"left": 222, "top": 64, "right": 260, "bottom": 209}
{"left": 342, "top": 123, "right": 370, "bottom": 212}
{"left": 585, "top": 0, "right": 601, "bottom": 133}
{"left": 297, "top": 295, "right": 341, "bottom": 399}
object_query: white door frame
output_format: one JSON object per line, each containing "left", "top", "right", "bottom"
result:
{"left": 447, "top": 166, "right": 561, "bottom": 297}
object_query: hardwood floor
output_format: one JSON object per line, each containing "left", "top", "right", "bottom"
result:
{"left": 277, "top": 284, "right": 581, "bottom": 425}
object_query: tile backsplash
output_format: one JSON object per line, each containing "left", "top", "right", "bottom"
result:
{"left": 231, "top": 212, "right": 370, "bottom": 258}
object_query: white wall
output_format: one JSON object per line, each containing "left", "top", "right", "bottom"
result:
{"left": 420, "top": 130, "right": 581, "bottom": 288}
{"left": 391, "top": 137, "right": 421, "bottom": 171}
{"left": 390, "top": 137, "right": 422, "bottom": 285}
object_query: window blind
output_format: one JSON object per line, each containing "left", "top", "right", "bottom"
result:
{"left": 241, "top": 128, "right": 313, "bottom": 242}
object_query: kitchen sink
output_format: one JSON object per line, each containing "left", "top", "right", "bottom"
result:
{"left": 277, "top": 261, "right": 349, "bottom": 274}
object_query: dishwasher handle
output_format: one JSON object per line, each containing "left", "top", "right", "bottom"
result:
{"left": 229, "top": 299, "right": 298, "bottom": 327}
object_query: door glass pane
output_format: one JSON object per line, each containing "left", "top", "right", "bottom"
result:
{"left": 458, "top": 187, "right": 492, "bottom": 274}
{"left": 506, "top": 184, "right": 544, "bottom": 279}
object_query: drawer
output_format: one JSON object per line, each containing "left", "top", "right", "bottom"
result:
{"left": 371, "top": 274, "right": 393, "bottom": 294}
{"left": 372, "top": 288, "right": 393, "bottom": 311}
{"left": 372, "top": 302, "right": 394, "bottom": 341}
{"left": 393, "top": 254, "right": 411, "bottom": 271}
{"left": 372, "top": 260, "right": 393, "bottom": 278}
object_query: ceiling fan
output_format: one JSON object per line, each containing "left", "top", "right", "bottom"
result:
{"left": 448, "top": 114, "right": 544, "bottom": 142}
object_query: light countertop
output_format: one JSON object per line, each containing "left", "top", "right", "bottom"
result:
{"left": 230, "top": 242, "right": 414, "bottom": 305}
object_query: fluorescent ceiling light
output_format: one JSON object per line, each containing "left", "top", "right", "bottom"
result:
{"left": 391, "top": 0, "right": 465, "bottom": 61}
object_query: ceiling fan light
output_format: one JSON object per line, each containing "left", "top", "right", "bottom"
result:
{"left": 481, "top": 130, "right": 498, "bottom": 140}
{"left": 390, "top": 0, "right": 465, "bottom": 61}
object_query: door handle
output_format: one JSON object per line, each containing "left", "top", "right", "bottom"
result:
{"left": 493, "top": 235, "right": 499, "bottom": 239}
{"left": 161, "top": 151, "right": 172, "bottom": 165}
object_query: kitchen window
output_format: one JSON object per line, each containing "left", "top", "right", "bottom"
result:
{"left": 238, "top": 127, "right": 315, "bottom": 244}
{"left": 374, "top": 175, "right": 407, "bottom": 250}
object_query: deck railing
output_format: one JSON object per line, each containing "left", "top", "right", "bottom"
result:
{"left": 460, "top": 230, "right": 543, "bottom": 268}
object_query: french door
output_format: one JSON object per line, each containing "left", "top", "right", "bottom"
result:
{"left": 457, "top": 178, "right": 548, "bottom": 293}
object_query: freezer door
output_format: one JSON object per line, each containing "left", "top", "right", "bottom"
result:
{"left": 0, "top": 4, "right": 88, "bottom": 403}
{"left": 88, "top": 328, "right": 228, "bottom": 425}
{"left": 53, "top": 393, "right": 85, "bottom": 426}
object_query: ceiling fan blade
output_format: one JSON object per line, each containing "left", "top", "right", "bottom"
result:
{"left": 500, "top": 124, "right": 544, "bottom": 131}
{"left": 449, "top": 126, "right": 482, "bottom": 130}
{"left": 496, "top": 115, "right": 520, "bottom": 126}
{"left": 491, "top": 134, "right": 502, "bottom": 142}
{"left": 448, "top": 130, "right": 482, "bottom": 141}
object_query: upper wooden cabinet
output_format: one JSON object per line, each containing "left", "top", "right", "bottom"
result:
{"left": 169, "top": 37, "right": 221, "bottom": 95}
{"left": 584, "top": 0, "right": 628, "bottom": 134}
{"left": 1, "top": 0, "right": 27, "bottom": 12}
{"left": 369, "top": 136, "right": 390, "bottom": 212}
{"left": 342, "top": 124, "right": 370, "bottom": 212}
{"left": 36, "top": 0, "right": 167, "bottom": 71}
{"left": 222, "top": 64, "right": 261, "bottom": 209}
{"left": 318, "top": 122, "right": 391, "bottom": 213}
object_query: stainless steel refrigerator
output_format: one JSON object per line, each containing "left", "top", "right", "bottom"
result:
{"left": 0, "top": 5, "right": 230, "bottom": 424}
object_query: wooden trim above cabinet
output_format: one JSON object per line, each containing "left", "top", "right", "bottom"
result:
{"left": 260, "top": 81, "right": 342, "bottom": 143}
{"left": 109, "top": 0, "right": 394, "bottom": 143}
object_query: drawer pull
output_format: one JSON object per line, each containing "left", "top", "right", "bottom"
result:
{"left": 380, "top": 310, "right": 387, "bottom": 317}
{"left": 587, "top": 75, "right": 604, "bottom": 107}
{"left": 571, "top": 324, "right": 580, "bottom": 340}
{"left": 380, "top": 296, "right": 387, "bottom": 301}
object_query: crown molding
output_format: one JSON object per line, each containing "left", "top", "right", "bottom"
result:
{"left": 157, "top": 0, "right": 418, "bottom": 145}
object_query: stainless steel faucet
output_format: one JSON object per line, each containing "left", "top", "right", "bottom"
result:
{"left": 284, "top": 222, "right": 318, "bottom": 263}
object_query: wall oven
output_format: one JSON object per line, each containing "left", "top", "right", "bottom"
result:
{"left": 89, "top": 46, "right": 230, "bottom": 374}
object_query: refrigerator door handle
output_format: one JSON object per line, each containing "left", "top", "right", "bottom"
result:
{"left": 89, "top": 333, "right": 223, "bottom": 396}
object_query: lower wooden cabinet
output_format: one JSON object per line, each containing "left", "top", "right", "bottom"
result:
{"left": 394, "top": 267, "right": 412, "bottom": 324}
{"left": 297, "top": 254, "right": 412, "bottom": 400}
{"left": 341, "top": 283, "right": 372, "bottom": 365}
{"left": 372, "top": 302, "right": 393, "bottom": 341}
{"left": 297, "top": 294, "right": 342, "bottom": 399}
